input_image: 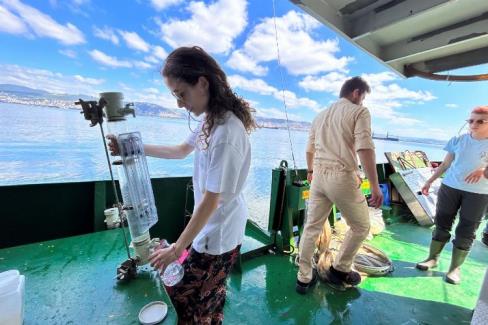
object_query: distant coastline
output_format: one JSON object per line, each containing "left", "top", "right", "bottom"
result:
{"left": 0, "top": 83, "right": 310, "bottom": 131}
{"left": 372, "top": 132, "right": 399, "bottom": 142}
{"left": 0, "top": 83, "right": 447, "bottom": 144}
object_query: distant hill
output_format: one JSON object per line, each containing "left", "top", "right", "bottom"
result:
{"left": 133, "top": 101, "right": 186, "bottom": 119}
{"left": 0, "top": 84, "right": 49, "bottom": 96}
{"left": 0, "top": 83, "right": 310, "bottom": 130}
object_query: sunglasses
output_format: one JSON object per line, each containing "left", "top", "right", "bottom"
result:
{"left": 466, "top": 119, "right": 488, "bottom": 125}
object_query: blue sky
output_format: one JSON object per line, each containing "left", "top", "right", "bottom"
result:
{"left": 0, "top": 0, "right": 487, "bottom": 140}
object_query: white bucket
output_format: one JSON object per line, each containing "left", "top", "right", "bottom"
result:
{"left": 0, "top": 270, "right": 25, "bottom": 325}
{"left": 104, "top": 208, "right": 120, "bottom": 229}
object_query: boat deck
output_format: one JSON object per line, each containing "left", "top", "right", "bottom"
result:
{"left": 1, "top": 220, "right": 487, "bottom": 324}
{"left": 228, "top": 222, "right": 488, "bottom": 324}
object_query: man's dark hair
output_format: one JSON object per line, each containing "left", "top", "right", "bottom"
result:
{"left": 339, "top": 76, "right": 371, "bottom": 98}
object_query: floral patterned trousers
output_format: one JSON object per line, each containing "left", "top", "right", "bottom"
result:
{"left": 166, "top": 245, "right": 241, "bottom": 325}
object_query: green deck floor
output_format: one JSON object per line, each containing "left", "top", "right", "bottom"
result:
{"left": 0, "top": 230, "right": 177, "bottom": 324}
{"left": 226, "top": 222, "right": 488, "bottom": 325}
{"left": 1, "top": 221, "right": 487, "bottom": 324}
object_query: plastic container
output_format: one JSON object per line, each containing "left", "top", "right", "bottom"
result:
{"left": 0, "top": 270, "right": 19, "bottom": 281}
{"left": 379, "top": 183, "right": 391, "bottom": 206}
{"left": 161, "top": 262, "right": 184, "bottom": 286}
{"left": 361, "top": 178, "right": 371, "bottom": 195}
{"left": 104, "top": 207, "right": 120, "bottom": 229}
{"left": 0, "top": 271, "right": 25, "bottom": 325}
{"left": 150, "top": 241, "right": 185, "bottom": 286}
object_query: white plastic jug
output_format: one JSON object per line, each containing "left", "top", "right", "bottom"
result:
{"left": 0, "top": 270, "right": 19, "bottom": 283}
{"left": 0, "top": 270, "right": 25, "bottom": 325}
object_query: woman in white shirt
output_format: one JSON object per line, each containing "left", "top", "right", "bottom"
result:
{"left": 110, "top": 46, "right": 255, "bottom": 323}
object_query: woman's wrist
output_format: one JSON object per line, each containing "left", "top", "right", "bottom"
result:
{"left": 170, "top": 243, "right": 180, "bottom": 259}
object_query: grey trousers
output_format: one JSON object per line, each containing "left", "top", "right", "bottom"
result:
{"left": 433, "top": 184, "right": 488, "bottom": 250}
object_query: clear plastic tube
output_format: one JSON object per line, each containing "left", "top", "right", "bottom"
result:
{"left": 117, "top": 132, "right": 158, "bottom": 242}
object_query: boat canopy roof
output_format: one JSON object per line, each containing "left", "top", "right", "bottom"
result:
{"left": 291, "top": 0, "right": 488, "bottom": 78}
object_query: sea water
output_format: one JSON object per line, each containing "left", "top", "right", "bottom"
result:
{"left": 0, "top": 103, "right": 446, "bottom": 228}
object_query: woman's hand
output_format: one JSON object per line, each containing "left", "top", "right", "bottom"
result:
{"left": 465, "top": 167, "right": 485, "bottom": 184}
{"left": 106, "top": 134, "right": 119, "bottom": 156}
{"left": 421, "top": 181, "right": 432, "bottom": 196}
{"left": 149, "top": 244, "right": 179, "bottom": 271}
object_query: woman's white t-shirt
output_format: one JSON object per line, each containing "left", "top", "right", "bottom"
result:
{"left": 185, "top": 112, "right": 251, "bottom": 255}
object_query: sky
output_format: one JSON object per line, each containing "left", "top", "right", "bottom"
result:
{"left": 0, "top": 0, "right": 487, "bottom": 140}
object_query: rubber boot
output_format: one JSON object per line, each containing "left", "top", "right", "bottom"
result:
{"left": 482, "top": 232, "right": 488, "bottom": 247}
{"left": 416, "top": 240, "right": 446, "bottom": 271}
{"left": 445, "top": 247, "right": 469, "bottom": 285}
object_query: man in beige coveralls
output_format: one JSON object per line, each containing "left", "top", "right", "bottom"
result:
{"left": 296, "top": 77, "right": 383, "bottom": 294}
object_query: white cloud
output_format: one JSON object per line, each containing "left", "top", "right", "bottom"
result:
{"left": 152, "top": 46, "right": 167, "bottom": 60}
{"left": 2, "top": 0, "right": 85, "bottom": 45}
{"left": 117, "top": 82, "right": 134, "bottom": 92}
{"left": 298, "top": 71, "right": 436, "bottom": 123}
{"left": 0, "top": 4, "right": 28, "bottom": 34}
{"left": 255, "top": 107, "right": 304, "bottom": 121}
{"left": 71, "top": 0, "right": 89, "bottom": 5}
{"left": 59, "top": 49, "right": 77, "bottom": 58}
{"left": 89, "top": 50, "right": 132, "bottom": 68}
{"left": 74, "top": 74, "right": 104, "bottom": 85}
{"left": 227, "top": 50, "right": 268, "bottom": 76}
{"left": 144, "top": 87, "right": 160, "bottom": 94}
{"left": 133, "top": 91, "right": 179, "bottom": 109}
{"left": 145, "top": 45, "right": 168, "bottom": 64}
{"left": 150, "top": 0, "right": 184, "bottom": 11}
{"left": 446, "top": 103, "right": 459, "bottom": 108}
{"left": 133, "top": 60, "right": 152, "bottom": 69}
{"left": 93, "top": 26, "right": 119, "bottom": 45}
{"left": 298, "top": 72, "right": 347, "bottom": 94}
{"left": 228, "top": 74, "right": 321, "bottom": 112}
{"left": 227, "top": 10, "right": 351, "bottom": 76}
{"left": 228, "top": 75, "right": 277, "bottom": 95}
{"left": 279, "top": 90, "right": 320, "bottom": 112}
{"left": 0, "top": 64, "right": 104, "bottom": 95}
{"left": 156, "top": 0, "right": 247, "bottom": 54}
{"left": 118, "top": 30, "right": 151, "bottom": 52}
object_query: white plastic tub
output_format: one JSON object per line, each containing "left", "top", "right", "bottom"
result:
{"left": 0, "top": 270, "right": 25, "bottom": 325}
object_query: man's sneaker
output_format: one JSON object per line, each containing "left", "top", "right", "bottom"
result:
{"left": 327, "top": 266, "right": 362, "bottom": 286}
{"left": 482, "top": 233, "right": 488, "bottom": 247}
{"left": 296, "top": 270, "right": 318, "bottom": 295}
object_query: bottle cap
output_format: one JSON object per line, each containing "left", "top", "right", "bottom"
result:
{"left": 138, "top": 301, "right": 168, "bottom": 325}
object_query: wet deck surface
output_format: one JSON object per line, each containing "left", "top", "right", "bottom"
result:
{"left": 1, "top": 221, "right": 487, "bottom": 324}
{"left": 226, "top": 222, "right": 488, "bottom": 325}
{"left": 0, "top": 230, "right": 177, "bottom": 324}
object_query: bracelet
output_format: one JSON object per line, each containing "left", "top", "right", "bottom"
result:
{"left": 307, "top": 170, "right": 313, "bottom": 174}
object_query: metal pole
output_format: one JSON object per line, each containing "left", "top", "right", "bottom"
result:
{"left": 99, "top": 123, "right": 132, "bottom": 260}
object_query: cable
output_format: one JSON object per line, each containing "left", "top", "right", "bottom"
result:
{"left": 187, "top": 110, "right": 202, "bottom": 133}
{"left": 405, "top": 65, "right": 488, "bottom": 81}
{"left": 271, "top": 0, "right": 299, "bottom": 179}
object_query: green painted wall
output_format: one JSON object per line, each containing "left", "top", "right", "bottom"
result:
{"left": 0, "top": 177, "right": 193, "bottom": 248}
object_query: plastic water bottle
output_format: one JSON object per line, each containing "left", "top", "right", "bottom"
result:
{"left": 150, "top": 240, "right": 185, "bottom": 286}
{"left": 161, "top": 262, "right": 184, "bottom": 286}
